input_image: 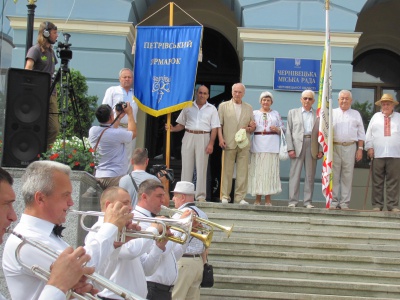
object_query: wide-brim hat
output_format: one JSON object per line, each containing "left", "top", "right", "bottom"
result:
{"left": 235, "top": 128, "right": 249, "bottom": 149}
{"left": 172, "top": 181, "right": 196, "bottom": 195}
{"left": 375, "top": 94, "right": 399, "bottom": 106}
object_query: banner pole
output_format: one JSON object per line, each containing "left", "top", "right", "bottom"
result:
{"left": 164, "top": 2, "right": 174, "bottom": 204}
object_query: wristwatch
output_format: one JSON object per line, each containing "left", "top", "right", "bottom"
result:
{"left": 358, "top": 147, "right": 363, "bottom": 150}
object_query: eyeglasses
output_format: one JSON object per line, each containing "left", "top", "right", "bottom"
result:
{"left": 302, "top": 97, "right": 314, "bottom": 101}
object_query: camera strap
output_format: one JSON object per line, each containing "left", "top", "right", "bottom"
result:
{"left": 129, "top": 173, "right": 139, "bottom": 192}
{"left": 93, "top": 127, "right": 110, "bottom": 152}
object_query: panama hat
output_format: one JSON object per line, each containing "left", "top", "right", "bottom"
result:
{"left": 375, "top": 94, "right": 399, "bottom": 106}
{"left": 172, "top": 181, "right": 196, "bottom": 195}
{"left": 235, "top": 128, "right": 249, "bottom": 149}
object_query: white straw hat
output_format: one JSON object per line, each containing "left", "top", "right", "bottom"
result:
{"left": 172, "top": 181, "right": 196, "bottom": 195}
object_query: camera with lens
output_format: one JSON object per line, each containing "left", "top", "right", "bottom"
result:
{"left": 149, "top": 164, "right": 174, "bottom": 182}
{"left": 56, "top": 33, "right": 73, "bottom": 64}
{"left": 115, "top": 101, "right": 127, "bottom": 112}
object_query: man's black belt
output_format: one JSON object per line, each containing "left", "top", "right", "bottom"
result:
{"left": 147, "top": 281, "right": 174, "bottom": 292}
{"left": 182, "top": 254, "right": 201, "bottom": 258}
{"left": 254, "top": 131, "right": 278, "bottom": 135}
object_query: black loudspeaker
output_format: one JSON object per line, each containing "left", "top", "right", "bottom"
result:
{"left": 2, "top": 68, "right": 50, "bottom": 167}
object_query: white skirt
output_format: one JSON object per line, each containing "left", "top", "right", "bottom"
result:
{"left": 247, "top": 152, "right": 282, "bottom": 196}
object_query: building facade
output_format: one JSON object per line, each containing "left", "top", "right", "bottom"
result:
{"left": 0, "top": 0, "right": 399, "bottom": 204}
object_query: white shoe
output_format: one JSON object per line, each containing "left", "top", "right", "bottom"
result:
{"left": 305, "top": 204, "right": 315, "bottom": 209}
{"left": 221, "top": 198, "right": 229, "bottom": 204}
{"left": 239, "top": 200, "right": 249, "bottom": 205}
{"left": 288, "top": 204, "right": 296, "bottom": 208}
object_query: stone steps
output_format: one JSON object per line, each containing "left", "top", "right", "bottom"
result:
{"left": 233, "top": 226, "right": 400, "bottom": 245}
{"left": 212, "top": 261, "right": 400, "bottom": 284}
{"left": 197, "top": 203, "right": 400, "bottom": 299}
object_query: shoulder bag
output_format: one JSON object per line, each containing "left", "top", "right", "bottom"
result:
{"left": 279, "top": 129, "right": 289, "bottom": 161}
{"left": 200, "top": 260, "right": 214, "bottom": 288}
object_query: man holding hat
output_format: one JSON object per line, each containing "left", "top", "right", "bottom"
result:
{"left": 218, "top": 83, "right": 255, "bottom": 204}
{"left": 365, "top": 93, "right": 400, "bottom": 212}
{"left": 171, "top": 181, "right": 208, "bottom": 300}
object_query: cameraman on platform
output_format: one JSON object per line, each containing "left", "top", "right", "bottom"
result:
{"left": 25, "top": 21, "right": 59, "bottom": 147}
{"left": 89, "top": 103, "right": 136, "bottom": 190}
{"left": 119, "top": 148, "right": 170, "bottom": 208}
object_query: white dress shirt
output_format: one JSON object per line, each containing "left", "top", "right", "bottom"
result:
{"left": 365, "top": 111, "right": 400, "bottom": 158}
{"left": 176, "top": 101, "right": 220, "bottom": 131}
{"left": 174, "top": 203, "right": 208, "bottom": 255}
{"left": 134, "top": 206, "right": 188, "bottom": 286}
{"left": 102, "top": 85, "right": 138, "bottom": 126}
{"left": 332, "top": 108, "right": 365, "bottom": 143}
{"left": 85, "top": 216, "right": 161, "bottom": 299}
{"left": 2, "top": 214, "right": 117, "bottom": 300}
{"left": 302, "top": 108, "right": 314, "bottom": 134}
{"left": 38, "top": 285, "right": 66, "bottom": 300}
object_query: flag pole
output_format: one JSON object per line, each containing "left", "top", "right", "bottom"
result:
{"left": 164, "top": 2, "right": 174, "bottom": 205}
{"left": 318, "top": 0, "right": 333, "bottom": 208}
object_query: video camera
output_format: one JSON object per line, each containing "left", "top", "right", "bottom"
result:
{"left": 149, "top": 164, "right": 174, "bottom": 182}
{"left": 56, "top": 33, "right": 73, "bottom": 64}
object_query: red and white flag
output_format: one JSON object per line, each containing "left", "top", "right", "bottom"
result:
{"left": 317, "top": 1, "right": 333, "bottom": 208}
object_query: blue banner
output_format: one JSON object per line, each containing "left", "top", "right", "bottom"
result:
{"left": 274, "top": 58, "right": 321, "bottom": 92}
{"left": 134, "top": 26, "right": 202, "bottom": 117}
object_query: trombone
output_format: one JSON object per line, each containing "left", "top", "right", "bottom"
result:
{"left": 69, "top": 209, "right": 193, "bottom": 244}
{"left": 7, "top": 229, "right": 145, "bottom": 300}
{"left": 161, "top": 205, "right": 234, "bottom": 238}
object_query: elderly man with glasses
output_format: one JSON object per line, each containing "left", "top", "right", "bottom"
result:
{"left": 286, "top": 90, "right": 323, "bottom": 208}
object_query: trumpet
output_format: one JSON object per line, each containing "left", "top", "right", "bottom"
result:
{"left": 7, "top": 229, "right": 145, "bottom": 300}
{"left": 161, "top": 205, "right": 234, "bottom": 238}
{"left": 69, "top": 209, "right": 193, "bottom": 244}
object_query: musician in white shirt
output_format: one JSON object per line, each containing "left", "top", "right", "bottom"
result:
{"left": 0, "top": 166, "right": 95, "bottom": 300}
{"left": 171, "top": 181, "right": 208, "bottom": 300}
{"left": 134, "top": 179, "right": 190, "bottom": 300}
{"left": 85, "top": 186, "right": 167, "bottom": 299}
{"left": 2, "top": 161, "right": 132, "bottom": 300}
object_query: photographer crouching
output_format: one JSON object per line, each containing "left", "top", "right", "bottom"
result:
{"left": 89, "top": 102, "right": 136, "bottom": 190}
{"left": 119, "top": 148, "right": 171, "bottom": 207}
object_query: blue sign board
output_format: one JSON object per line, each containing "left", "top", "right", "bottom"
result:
{"left": 274, "top": 58, "right": 321, "bottom": 92}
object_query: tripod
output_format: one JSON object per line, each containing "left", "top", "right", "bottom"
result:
{"left": 50, "top": 59, "right": 86, "bottom": 163}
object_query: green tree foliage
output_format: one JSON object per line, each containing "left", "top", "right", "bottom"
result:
{"left": 56, "top": 69, "right": 97, "bottom": 139}
{"left": 352, "top": 100, "right": 374, "bottom": 129}
{"left": 352, "top": 100, "right": 374, "bottom": 168}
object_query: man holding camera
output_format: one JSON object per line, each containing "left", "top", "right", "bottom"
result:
{"left": 89, "top": 103, "right": 136, "bottom": 190}
{"left": 25, "top": 21, "right": 59, "bottom": 147}
{"left": 119, "top": 148, "right": 170, "bottom": 207}
{"left": 102, "top": 68, "right": 139, "bottom": 173}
